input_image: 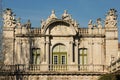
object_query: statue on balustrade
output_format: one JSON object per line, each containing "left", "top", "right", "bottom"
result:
{"left": 105, "top": 9, "right": 117, "bottom": 28}
{"left": 3, "top": 8, "right": 16, "bottom": 27}
{"left": 62, "top": 10, "right": 72, "bottom": 21}
{"left": 97, "top": 18, "right": 102, "bottom": 28}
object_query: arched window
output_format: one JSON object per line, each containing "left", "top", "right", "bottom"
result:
{"left": 32, "top": 48, "right": 40, "bottom": 64}
{"left": 52, "top": 44, "right": 67, "bottom": 65}
{"left": 79, "top": 48, "right": 87, "bottom": 65}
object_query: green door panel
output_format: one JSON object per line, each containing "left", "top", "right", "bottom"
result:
{"left": 53, "top": 52, "right": 67, "bottom": 64}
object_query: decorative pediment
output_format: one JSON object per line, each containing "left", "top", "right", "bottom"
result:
{"left": 43, "top": 20, "right": 77, "bottom": 36}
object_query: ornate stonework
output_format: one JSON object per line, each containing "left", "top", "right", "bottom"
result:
{"left": 3, "top": 8, "right": 16, "bottom": 28}
{"left": 1, "top": 8, "right": 119, "bottom": 80}
{"left": 105, "top": 9, "right": 117, "bottom": 28}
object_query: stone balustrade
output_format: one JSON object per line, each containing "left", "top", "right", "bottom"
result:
{"left": 0, "top": 64, "right": 108, "bottom": 73}
{"left": 15, "top": 28, "right": 41, "bottom": 35}
{"left": 15, "top": 27, "right": 105, "bottom": 37}
{"left": 79, "top": 28, "right": 88, "bottom": 35}
{"left": 78, "top": 28, "right": 105, "bottom": 36}
{"left": 109, "top": 58, "right": 120, "bottom": 73}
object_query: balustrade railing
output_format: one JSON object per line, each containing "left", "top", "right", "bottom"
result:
{"left": 30, "top": 28, "right": 41, "bottom": 34}
{"left": 78, "top": 28, "right": 105, "bottom": 36}
{"left": 15, "top": 28, "right": 41, "bottom": 35}
{"left": 79, "top": 28, "right": 88, "bottom": 35}
{"left": 0, "top": 64, "right": 108, "bottom": 73}
{"left": 109, "top": 58, "right": 120, "bottom": 72}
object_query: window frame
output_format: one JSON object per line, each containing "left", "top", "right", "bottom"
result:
{"left": 79, "top": 48, "right": 87, "bottom": 65}
{"left": 32, "top": 48, "right": 40, "bottom": 64}
{"left": 53, "top": 55, "right": 58, "bottom": 64}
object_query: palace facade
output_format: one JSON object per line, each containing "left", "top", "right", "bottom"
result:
{"left": 1, "top": 8, "right": 119, "bottom": 80}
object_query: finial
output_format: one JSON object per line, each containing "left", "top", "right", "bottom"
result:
{"left": 17, "top": 17, "right": 21, "bottom": 23}
{"left": 97, "top": 18, "right": 102, "bottom": 28}
{"left": 52, "top": 10, "right": 55, "bottom": 14}
{"left": 88, "top": 19, "right": 92, "bottom": 25}
{"left": 97, "top": 18, "right": 101, "bottom": 24}
{"left": 26, "top": 19, "right": 31, "bottom": 28}
{"left": 49, "top": 9, "right": 57, "bottom": 19}
{"left": 62, "top": 9, "right": 72, "bottom": 20}
{"left": 64, "top": 10, "right": 67, "bottom": 14}
{"left": 105, "top": 8, "right": 118, "bottom": 28}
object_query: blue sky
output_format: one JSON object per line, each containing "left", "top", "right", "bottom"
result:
{"left": 3, "top": 0, "right": 120, "bottom": 27}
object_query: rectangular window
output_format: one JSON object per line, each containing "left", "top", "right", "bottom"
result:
{"left": 79, "top": 48, "right": 87, "bottom": 65}
{"left": 80, "top": 50, "right": 82, "bottom": 54}
{"left": 84, "top": 49, "right": 87, "bottom": 54}
{"left": 61, "top": 56, "right": 66, "bottom": 64}
{"left": 84, "top": 56, "right": 87, "bottom": 64}
{"left": 80, "top": 56, "right": 82, "bottom": 65}
{"left": 53, "top": 56, "right": 58, "bottom": 64}
{"left": 32, "top": 48, "right": 40, "bottom": 64}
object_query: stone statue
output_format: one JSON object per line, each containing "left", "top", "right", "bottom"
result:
{"left": 105, "top": 9, "right": 117, "bottom": 27}
{"left": 74, "top": 20, "right": 78, "bottom": 27}
{"left": 62, "top": 10, "right": 72, "bottom": 20}
{"left": 41, "top": 19, "right": 46, "bottom": 28}
{"left": 23, "top": 19, "right": 31, "bottom": 28}
{"left": 3, "top": 8, "right": 16, "bottom": 27}
{"left": 46, "top": 10, "right": 57, "bottom": 24}
{"left": 97, "top": 18, "right": 102, "bottom": 28}
{"left": 88, "top": 19, "right": 92, "bottom": 25}
{"left": 88, "top": 19, "right": 93, "bottom": 28}
{"left": 16, "top": 17, "right": 22, "bottom": 28}
{"left": 49, "top": 10, "right": 57, "bottom": 19}
{"left": 26, "top": 19, "right": 31, "bottom": 28}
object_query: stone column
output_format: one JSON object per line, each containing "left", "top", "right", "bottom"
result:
{"left": 88, "top": 39, "right": 94, "bottom": 71}
{"left": 17, "top": 39, "right": 22, "bottom": 64}
{"left": 75, "top": 40, "right": 78, "bottom": 64}
{"left": 41, "top": 36, "right": 50, "bottom": 71}
{"left": 46, "top": 41, "right": 50, "bottom": 64}
{"left": 69, "top": 41, "right": 76, "bottom": 71}
{"left": 74, "top": 40, "right": 79, "bottom": 71}
{"left": 43, "top": 41, "right": 46, "bottom": 62}
{"left": 69, "top": 41, "right": 74, "bottom": 63}
{"left": 14, "top": 40, "right": 17, "bottom": 64}
{"left": 26, "top": 39, "right": 30, "bottom": 64}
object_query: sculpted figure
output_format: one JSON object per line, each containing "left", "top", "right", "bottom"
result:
{"left": 46, "top": 10, "right": 57, "bottom": 24}
{"left": 23, "top": 19, "right": 31, "bottom": 28}
{"left": 41, "top": 19, "right": 46, "bottom": 28}
{"left": 16, "top": 17, "right": 22, "bottom": 28}
{"left": 26, "top": 19, "right": 31, "bottom": 28}
{"left": 88, "top": 19, "right": 93, "bottom": 28}
{"left": 62, "top": 10, "right": 71, "bottom": 20}
{"left": 97, "top": 18, "right": 102, "bottom": 28}
{"left": 74, "top": 20, "right": 78, "bottom": 27}
{"left": 88, "top": 19, "right": 92, "bottom": 25}
{"left": 3, "top": 8, "right": 16, "bottom": 27}
{"left": 49, "top": 10, "right": 57, "bottom": 19}
{"left": 105, "top": 9, "right": 117, "bottom": 27}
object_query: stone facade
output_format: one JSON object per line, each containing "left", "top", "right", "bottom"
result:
{"left": 1, "top": 8, "right": 119, "bottom": 80}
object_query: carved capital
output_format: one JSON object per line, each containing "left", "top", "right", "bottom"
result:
{"left": 46, "top": 41, "right": 50, "bottom": 44}
{"left": 69, "top": 41, "right": 74, "bottom": 44}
